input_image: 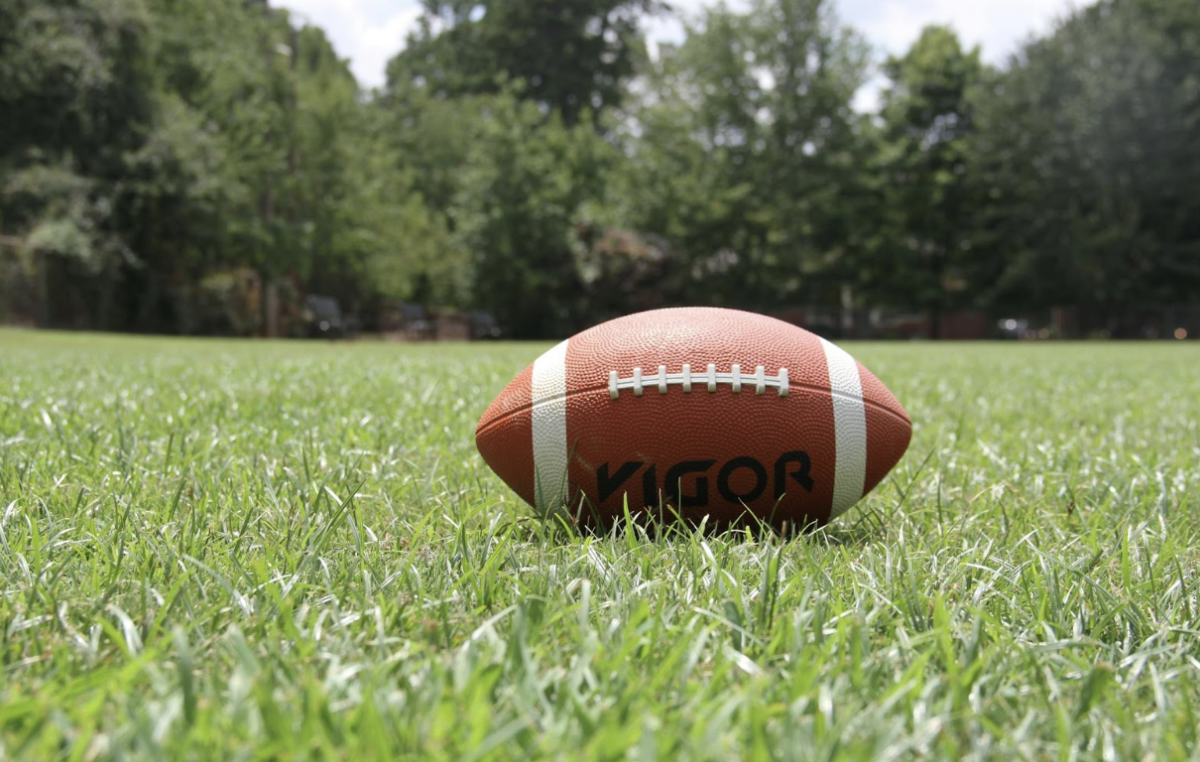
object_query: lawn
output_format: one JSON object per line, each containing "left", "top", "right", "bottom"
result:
{"left": 1, "top": 328, "right": 1199, "bottom": 760}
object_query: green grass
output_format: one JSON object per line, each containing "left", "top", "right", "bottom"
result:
{"left": 2, "top": 327, "right": 1199, "bottom": 761}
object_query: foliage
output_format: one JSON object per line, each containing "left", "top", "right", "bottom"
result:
{"left": 969, "top": 0, "right": 1200, "bottom": 312}
{"left": 388, "top": 0, "right": 663, "bottom": 126}
{"left": 870, "top": 26, "right": 985, "bottom": 337}
{"left": 1, "top": 0, "right": 1196, "bottom": 336}
{"left": 2, "top": 331, "right": 1200, "bottom": 757}
{"left": 453, "top": 92, "right": 611, "bottom": 337}
{"left": 608, "top": 0, "right": 872, "bottom": 311}
{"left": 0, "top": 0, "right": 154, "bottom": 325}
{"left": 0, "top": 0, "right": 463, "bottom": 332}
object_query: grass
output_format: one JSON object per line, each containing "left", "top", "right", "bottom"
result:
{"left": 1, "top": 327, "right": 1199, "bottom": 761}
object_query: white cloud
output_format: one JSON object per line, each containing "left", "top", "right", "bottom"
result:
{"left": 840, "top": 0, "right": 1077, "bottom": 64}
{"left": 640, "top": 0, "right": 751, "bottom": 54}
{"left": 277, "top": 0, "right": 1080, "bottom": 93}
{"left": 842, "top": 0, "right": 1078, "bottom": 112}
{"left": 280, "top": 0, "right": 422, "bottom": 90}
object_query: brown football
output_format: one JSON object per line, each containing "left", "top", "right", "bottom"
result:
{"left": 476, "top": 307, "right": 911, "bottom": 532}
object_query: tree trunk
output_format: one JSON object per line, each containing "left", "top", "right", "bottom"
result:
{"left": 928, "top": 306, "right": 942, "bottom": 340}
{"left": 96, "top": 262, "right": 119, "bottom": 331}
{"left": 35, "top": 251, "right": 51, "bottom": 328}
{"left": 264, "top": 279, "right": 280, "bottom": 338}
{"left": 840, "top": 283, "right": 854, "bottom": 338}
{"left": 138, "top": 269, "right": 162, "bottom": 333}
{"left": 929, "top": 248, "right": 947, "bottom": 340}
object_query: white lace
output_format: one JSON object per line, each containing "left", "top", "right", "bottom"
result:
{"left": 608, "top": 364, "right": 790, "bottom": 398}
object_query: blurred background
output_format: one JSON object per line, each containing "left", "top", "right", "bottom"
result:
{"left": 1, "top": 0, "right": 1197, "bottom": 341}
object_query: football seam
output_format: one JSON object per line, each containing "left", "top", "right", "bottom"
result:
{"left": 476, "top": 381, "right": 911, "bottom": 437}
{"left": 608, "top": 364, "right": 791, "bottom": 397}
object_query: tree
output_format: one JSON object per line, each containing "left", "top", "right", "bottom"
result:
{"left": 387, "top": 0, "right": 662, "bottom": 126}
{"left": 1, "top": 0, "right": 149, "bottom": 320}
{"left": 0, "top": 0, "right": 467, "bottom": 333}
{"left": 453, "top": 92, "right": 610, "bottom": 337}
{"left": 970, "top": 0, "right": 1200, "bottom": 321}
{"left": 868, "top": 26, "right": 984, "bottom": 338}
{"left": 607, "top": 0, "right": 871, "bottom": 311}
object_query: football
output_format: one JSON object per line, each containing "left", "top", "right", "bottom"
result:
{"left": 476, "top": 307, "right": 912, "bottom": 532}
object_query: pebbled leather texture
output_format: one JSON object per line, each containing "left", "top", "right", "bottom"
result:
{"left": 476, "top": 307, "right": 911, "bottom": 532}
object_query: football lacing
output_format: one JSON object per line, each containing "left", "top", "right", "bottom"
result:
{"left": 608, "top": 364, "right": 790, "bottom": 399}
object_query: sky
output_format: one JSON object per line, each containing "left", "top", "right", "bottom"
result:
{"left": 280, "top": 0, "right": 1080, "bottom": 104}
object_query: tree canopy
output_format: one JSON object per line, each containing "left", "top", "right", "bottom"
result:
{"left": 1, "top": 0, "right": 1197, "bottom": 338}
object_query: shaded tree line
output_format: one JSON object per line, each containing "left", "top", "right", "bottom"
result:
{"left": 1, "top": 0, "right": 1198, "bottom": 338}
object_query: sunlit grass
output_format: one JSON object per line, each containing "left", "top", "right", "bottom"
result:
{"left": 2, "top": 327, "right": 1199, "bottom": 760}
